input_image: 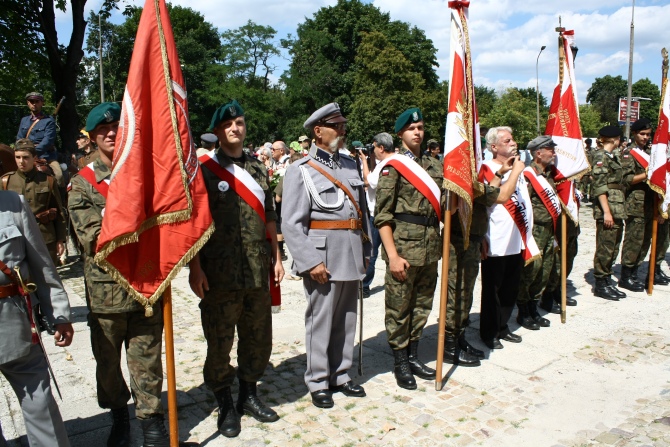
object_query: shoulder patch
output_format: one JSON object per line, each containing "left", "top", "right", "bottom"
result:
{"left": 382, "top": 169, "right": 390, "bottom": 176}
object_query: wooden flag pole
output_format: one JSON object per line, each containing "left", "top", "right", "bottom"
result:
{"left": 163, "top": 284, "right": 179, "bottom": 447}
{"left": 435, "top": 191, "right": 452, "bottom": 391}
{"left": 648, "top": 196, "right": 659, "bottom": 295}
{"left": 560, "top": 213, "right": 567, "bottom": 323}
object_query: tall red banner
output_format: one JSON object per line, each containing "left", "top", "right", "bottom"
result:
{"left": 94, "top": 0, "right": 214, "bottom": 314}
{"left": 649, "top": 56, "right": 670, "bottom": 214}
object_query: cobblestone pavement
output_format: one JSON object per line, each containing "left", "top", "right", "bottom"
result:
{"left": 1, "top": 205, "right": 669, "bottom": 446}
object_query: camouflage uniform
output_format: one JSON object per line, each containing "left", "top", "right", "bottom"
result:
{"left": 445, "top": 184, "right": 499, "bottom": 338}
{"left": 517, "top": 162, "right": 558, "bottom": 304}
{"left": 591, "top": 149, "right": 634, "bottom": 279}
{"left": 656, "top": 219, "right": 670, "bottom": 267}
{"left": 545, "top": 212, "right": 580, "bottom": 294}
{"left": 199, "top": 149, "right": 274, "bottom": 391}
{"left": 1, "top": 168, "right": 66, "bottom": 264}
{"left": 375, "top": 147, "right": 443, "bottom": 350}
{"left": 620, "top": 147, "right": 654, "bottom": 269}
{"left": 68, "top": 158, "right": 164, "bottom": 418}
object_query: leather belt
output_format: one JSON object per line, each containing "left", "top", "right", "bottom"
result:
{"left": 607, "top": 183, "right": 625, "bottom": 191}
{"left": 309, "top": 219, "right": 362, "bottom": 230}
{"left": 394, "top": 213, "right": 440, "bottom": 227}
{"left": 0, "top": 283, "right": 19, "bottom": 298}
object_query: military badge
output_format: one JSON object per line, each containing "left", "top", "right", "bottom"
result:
{"left": 104, "top": 111, "right": 113, "bottom": 122}
{"left": 218, "top": 181, "right": 229, "bottom": 192}
{"left": 228, "top": 106, "right": 237, "bottom": 117}
{"left": 412, "top": 111, "right": 419, "bottom": 122}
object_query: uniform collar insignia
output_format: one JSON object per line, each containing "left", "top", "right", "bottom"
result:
{"left": 400, "top": 147, "right": 417, "bottom": 161}
{"left": 312, "top": 147, "right": 340, "bottom": 169}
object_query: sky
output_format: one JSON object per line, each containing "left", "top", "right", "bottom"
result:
{"left": 54, "top": 0, "right": 670, "bottom": 104}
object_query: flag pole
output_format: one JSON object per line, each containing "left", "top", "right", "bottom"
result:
{"left": 435, "top": 191, "right": 452, "bottom": 391}
{"left": 648, "top": 196, "right": 659, "bottom": 295}
{"left": 163, "top": 283, "right": 179, "bottom": 446}
{"left": 560, "top": 213, "right": 567, "bottom": 323}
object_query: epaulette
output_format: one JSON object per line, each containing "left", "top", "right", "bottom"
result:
{"left": 0, "top": 171, "right": 15, "bottom": 191}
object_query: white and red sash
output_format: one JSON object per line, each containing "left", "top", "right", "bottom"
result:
{"left": 480, "top": 163, "right": 540, "bottom": 264}
{"left": 523, "top": 167, "right": 562, "bottom": 231}
{"left": 629, "top": 147, "right": 650, "bottom": 169}
{"left": 78, "top": 162, "right": 110, "bottom": 198}
{"left": 199, "top": 152, "right": 281, "bottom": 311}
{"left": 371, "top": 153, "right": 442, "bottom": 221}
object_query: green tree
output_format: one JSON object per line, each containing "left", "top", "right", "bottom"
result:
{"left": 475, "top": 85, "right": 497, "bottom": 121}
{"left": 632, "top": 77, "right": 661, "bottom": 126}
{"left": 579, "top": 103, "right": 605, "bottom": 138}
{"left": 480, "top": 88, "right": 538, "bottom": 148}
{"left": 586, "top": 75, "right": 627, "bottom": 125}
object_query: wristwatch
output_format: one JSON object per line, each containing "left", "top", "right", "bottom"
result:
{"left": 494, "top": 171, "right": 504, "bottom": 179}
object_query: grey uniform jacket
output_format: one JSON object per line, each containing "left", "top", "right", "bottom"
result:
{"left": 0, "top": 191, "right": 71, "bottom": 365}
{"left": 282, "top": 146, "right": 372, "bottom": 281}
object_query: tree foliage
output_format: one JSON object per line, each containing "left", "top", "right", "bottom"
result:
{"left": 586, "top": 75, "right": 627, "bottom": 125}
{"left": 578, "top": 103, "right": 605, "bottom": 138}
{"left": 480, "top": 88, "right": 540, "bottom": 148}
{"left": 632, "top": 77, "right": 661, "bottom": 126}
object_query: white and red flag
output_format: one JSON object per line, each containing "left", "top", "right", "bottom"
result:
{"left": 544, "top": 30, "right": 589, "bottom": 222}
{"left": 648, "top": 58, "right": 670, "bottom": 214}
{"left": 94, "top": 0, "right": 214, "bottom": 315}
{"left": 443, "top": 0, "right": 482, "bottom": 246}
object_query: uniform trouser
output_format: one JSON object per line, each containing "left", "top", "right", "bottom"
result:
{"left": 200, "top": 287, "right": 272, "bottom": 392}
{"left": 303, "top": 279, "right": 358, "bottom": 392}
{"left": 594, "top": 220, "right": 624, "bottom": 279}
{"left": 384, "top": 262, "right": 438, "bottom": 351}
{"left": 362, "top": 215, "right": 382, "bottom": 290}
{"left": 517, "top": 223, "right": 555, "bottom": 305}
{"left": 656, "top": 220, "right": 670, "bottom": 266}
{"left": 46, "top": 242, "right": 58, "bottom": 267}
{"left": 88, "top": 306, "right": 164, "bottom": 419}
{"left": 445, "top": 236, "right": 481, "bottom": 338}
{"left": 621, "top": 215, "right": 653, "bottom": 268}
{"left": 480, "top": 253, "right": 522, "bottom": 341}
{"left": 546, "top": 216, "right": 580, "bottom": 293}
{"left": 0, "top": 344, "right": 70, "bottom": 447}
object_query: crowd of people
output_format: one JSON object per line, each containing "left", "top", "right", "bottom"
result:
{"left": 0, "top": 90, "right": 668, "bottom": 447}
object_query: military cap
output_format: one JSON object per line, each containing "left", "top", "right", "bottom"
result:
{"left": 290, "top": 141, "right": 302, "bottom": 152}
{"left": 584, "top": 138, "right": 592, "bottom": 145}
{"left": 200, "top": 133, "right": 218, "bottom": 144}
{"left": 630, "top": 118, "right": 652, "bottom": 132}
{"left": 351, "top": 141, "right": 363, "bottom": 148}
{"left": 298, "top": 135, "right": 310, "bottom": 142}
{"left": 395, "top": 107, "right": 423, "bottom": 133}
{"left": 25, "top": 92, "right": 44, "bottom": 101}
{"left": 209, "top": 100, "right": 244, "bottom": 130}
{"left": 77, "top": 131, "right": 89, "bottom": 139}
{"left": 598, "top": 125, "right": 622, "bottom": 138}
{"left": 304, "top": 102, "right": 347, "bottom": 129}
{"left": 527, "top": 135, "right": 557, "bottom": 152}
{"left": 85, "top": 102, "right": 121, "bottom": 132}
{"left": 14, "top": 138, "right": 36, "bottom": 154}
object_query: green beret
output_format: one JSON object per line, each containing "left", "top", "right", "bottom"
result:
{"left": 395, "top": 108, "right": 423, "bottom": 133}
{"left": 210, "top": 100, "right": 244, "bottom": 130}
{"left": 351, "top": 141, "right": 363, "bottom": 148}
{"left": 85, "top": 102, "right": 121, "bottom": 132}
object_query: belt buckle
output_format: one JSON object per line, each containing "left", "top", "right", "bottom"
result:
{"left": 348, "top": 218, "right": 359, "bottom": 230}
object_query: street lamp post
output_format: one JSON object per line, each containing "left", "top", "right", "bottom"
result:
{"left": 536, "top": 45, "right": 546, "bottom": 135}
{"left": 625, "top": 0, "right": 635, "bottom": 140}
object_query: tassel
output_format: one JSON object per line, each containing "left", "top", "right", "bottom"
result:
{"left": 145, "top": 305, "right": 154, "bottom": 317}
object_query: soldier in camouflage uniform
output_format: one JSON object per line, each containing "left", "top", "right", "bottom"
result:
{"left": 444, "top": 156, "right": 525, "bottom": 366}
{"left": 591, "top": 126, "right": 634, "bottom": 300}
{"left": 68, "top": 103, "right": 169, "bottom": 447}
{"left": 653, "top": 218, "right": 670, "bottom": 284}
{"left": 189, "top": 100, "right": 283, "bottom": 438}
{"left": 375, "top": 108, "right": 442, "bottom": 390}
{"left": 619, "top": 119, "right": 655, "bottom": 291}
{"left": 516, "top": 136, "right": 561, "bottom": 330}
{"left": 1, "top": 139, "right": 66, "bottom": 265}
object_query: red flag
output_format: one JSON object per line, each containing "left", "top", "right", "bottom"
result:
{"left": 443, "top": 0, "right": 481, "bottom": 246}
{"left": 94, "top": 0, "right": 213, "bottom": 315}
{"left": 649, "top": 53, "right": 670, "bottom": 214}
{"left": 544, "top": 30, "right": 589, "bottom": 222}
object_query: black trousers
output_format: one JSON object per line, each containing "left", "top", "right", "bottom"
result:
{"left": 480, "top": 253, "right": 523, "bottom": 341}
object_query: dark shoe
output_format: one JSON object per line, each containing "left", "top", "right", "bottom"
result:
{"left": 463, "top": 317, "right": 471, "bottom": 327}
{"left": 540, "top": 297, "right": 561, "bottom": 314}
{"left": 392, "top": 348, "right": 417, "bottom": 390}
{"left": 279, "top": 246, "right": 288, "bottom": 262}
{"left": 619, "top": 267, "right": 644, "bottom": 292}
{"left": 654, "top": 270, "right": 670, "bottom": 285}
{"left": 499, "top": 332, "right": 522, "bottom": 343}
{"left": 629, "top": 266, "right": 646, "bottom": 288}
{"left": 607, "top": 277, "right": 627, "bottom": 298}
{"left": 516, "top": 303, "right": 540, "bottom": 330}
{"left": 594, "top": 278, "right": 620, "bottom": 300}
{"left": 237, "top": 381, "right": 279, "bottom": 423}
{"left": 140, "top": 415, "right": 170, "bottom": 447}
{"left": 483, "top": 338, "right": 503, "bottom": 349}
{"left": 565, "top": 297, "right": 577, "bottom": 306}
{"left": 443, "top": 336, "right": 480, "bottom": 367}
{"left": 311, "top": 390, "right": 334, "bottom": 408}
{"left": 407, "top": 340, "right": 436, "bottom": 379}
{"left": 528, "top": 301, "right": 550, "bottom": 327}
{"left": 362, "top": 287, "right": 370, "bottom": 298}
{"left": 214, "top": 387, "right": 241, "bottom": 438}
{"left": 656, "top": 265, "right": 670, "bottom": 282}
{"left": 458, "top": 334, "right": 484, "bottom": 359}
{"left": 108, "top": 407, "right": 130, "bottom": 447}
{"left": 330, "top": 381, "right": 366, "bottom": 397}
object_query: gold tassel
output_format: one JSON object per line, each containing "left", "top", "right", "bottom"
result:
{"left": 145, "top": 306, "right": 154, "bottom": 317}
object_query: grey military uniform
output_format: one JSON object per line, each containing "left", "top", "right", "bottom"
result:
{"left": 282, "top": 146, "right": 371, "bottom": 392}
{"left": 0, "top": 190, "right": 71, "bottom": 446}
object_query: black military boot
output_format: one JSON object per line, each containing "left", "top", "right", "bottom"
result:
{"left": 540, "top": 289, "right": 560, "bottom": 314}
{"left": 630, "top": 266, "right": 646, "bottom": 288}
{"left": 619, "top": 266, "right": 644, "bottom": 291}
{"left": 237, "top": 381, "right": 279, "bottom": 423}
{"left": 407, "top": 340, "right": 436, "bottom": 379}
{"left": 140, "top": 415, "right": 170, "bottom": 447}
{"left": 516, "top": 303, "right": 540, "bottom": 330}
{"left": 528, "top": 301, "right": 550, "bottom": 327}
{"left": 608, "top": 277, "right": 627, "bottom": 298}
{"left": 108, "top": 407, "right": 130, "bottom": 447}
{"left": 594, "top": 278, "right": 620, "bottom": 300}
{"left": 558, "top": 288, "right": 577, "bottom": 307}
{"left": 392, "top": 348, "right": 417, "bottom": 390}
{"left": 656, "top": 265, "right": 670, "bottom": 282}
{"left": 443, "top": 335, "right": 480, "bottom": 367}
{"left": 214, "top": 387, "right": 241, "bottom": 438}
{"left": 647, "top": 270, "right": 670, "bottom": 286}
{"left": 458, "top": 334, "right": 484, "bottom": 359}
